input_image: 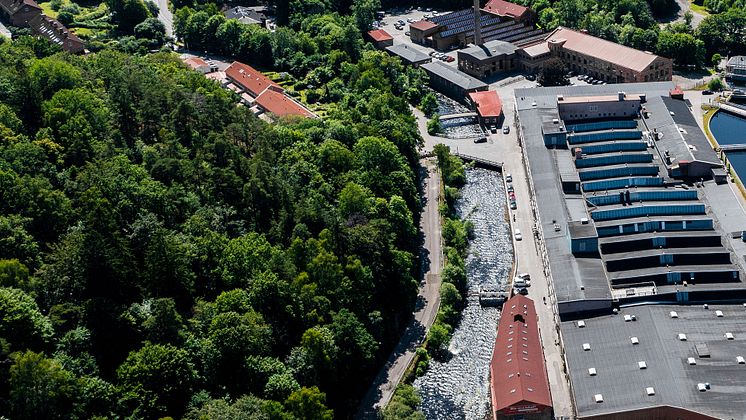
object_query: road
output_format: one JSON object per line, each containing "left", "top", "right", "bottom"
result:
{"left": 0, "top": 20, "right": 10, "bottom": 39}
{"left": 414, "top": 75, "right": 574, "bottom": 417}
{"left": 355, "top": 158, "right": 443, "bottom": 419}
{"left": 155, "top": 0, "right": 173, "bottom": 38}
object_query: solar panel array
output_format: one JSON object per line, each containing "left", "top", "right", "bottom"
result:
{"left": 567, "top": 120, "right": 638, "bottom": 133}
{"left": 439, "top": 14, "right": 503, "bottom": 38}
{"left": 514, "top": 33, "right": 548, "bottom": 47}
{"left": 430, "top": 9, "right": 473, "bottom": 25}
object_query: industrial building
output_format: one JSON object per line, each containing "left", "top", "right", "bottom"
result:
{"left": 366, "top": 29, "right": 394, "bottom": 49}
{"left": 468, "top": 90, "right": 503, "bottom": 126}
{"left": 490, "top": 295, "right": 553, "bottom": 420}
{"left": 421, "top": 60, "right": 488, "bottom": 101}
{"left": 408, "top": 1, "right": 544, "bottom": 50}
{"left": 458, "top": 39, "right": 518, "bottom": 78}
{"left": 725, "top": 56, "right": 746, "bottom": 83}
{"left": 515, "top": 81, "right": 746, "bottom": 419}
{"left": 518, "top": 27, "right": 672, "bottom": 83}
{"left": 385, "top": 44, "right": 431, "bottom": 67}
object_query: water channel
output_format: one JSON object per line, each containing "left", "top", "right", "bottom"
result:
{"left": 414, "top": 168, "right": 513, "bottom": 419}
{"left": 709, "top": 109, "right": 746, "bottom": 183}
{"left": 433, "top": 91, "right": 485, "bottom": 140}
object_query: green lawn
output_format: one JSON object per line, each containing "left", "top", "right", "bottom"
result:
{"left": 38, "top": 1, "right": 59, "bottom": 18}
{"left": 689, "top": 0, "right": 709, "bottom": 15}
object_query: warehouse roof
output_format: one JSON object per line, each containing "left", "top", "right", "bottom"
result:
{"left": 490, "top": 295, "right": 552, "bottom": 413}
{"left": 225, "top": 61, "right": 281, "bottom": 97}
{"left": 410, "top": 19, "right": 438, "bottom": 31}
{"left": 460, "top": 40, "right": 517, "bottom": 61}
{"left": 421, "top": 61, "right": 488, "bottom": 91}
{"left": 544, "top": 27, "right": 664, "bottom": 73}
{"left": 562, "top": 304, "right": 746, "bottom": 418}
{"left": 367, "top": 29, "right": 393, "bottom": 42}
{"left": 255, "top": 87, "right": 316, "bottom": 119}
{"left": 385, "top": 44, "right": 430, "bottom": 64}
{"left": 469, "top": 90, "right": 503, "bottom": 118}
{"left": 483, "top": 0, "right": 530, "bottom": 19}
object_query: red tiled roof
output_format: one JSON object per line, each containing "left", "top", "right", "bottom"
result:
{"left": 225, "top": 61, "right": 281, "bottom": 97}
{"left": 183, "top": 57, "right": 209, "bottom": 70}
{"left": 28, "top": 14, "right": 84, "bottom": 53}
{"left": 490, "top": 295, "right": 552, "bottom": 416}
{"left": 670, "top": 85, "right": 684, "bottom": 97}
{"left": 469, "top": 90, "right": 503, "bottom": 118}
{"left": 410, "top": 20, "right": 438, "bottom": 31}
{"left": 484, "top": 0, "right": 530, "bottom": 19}
{"left": 255, "top": 87, "right": 316, "bottom": 119}
{"left": 367, "top": 29, "right": 393, "bottom": 42}
{"left": 546, "top": 27, "right": 662, "bottom": 73}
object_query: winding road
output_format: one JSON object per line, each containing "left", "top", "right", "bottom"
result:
{"left": 355, "top": 157, "right": 443, "bottom": 419}
{"left": 155, "top": 0, "right": 173, "bottom": 38}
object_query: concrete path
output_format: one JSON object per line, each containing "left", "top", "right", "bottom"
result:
{"left": 355, "top": 158, "right": 443, "bottom": 419}
{"left": 155, "top": 0, "right": 173, "bottom": 38}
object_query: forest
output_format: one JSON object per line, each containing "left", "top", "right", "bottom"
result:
{"left": 0, "top": 20, "right": 429, "bottom": 418}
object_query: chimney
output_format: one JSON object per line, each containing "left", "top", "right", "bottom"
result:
{"left": 474, "top": 0, "right": 482, "bottom": 46}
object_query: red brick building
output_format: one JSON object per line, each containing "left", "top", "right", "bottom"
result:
{"left": 366, "top": 29, "right": 393, "bottom": 49}
{"left": 490, "top": 295, "right": 553, "bottom": 420}
{"left": 468, "top": 90, "right": 503, "bottom": 126}
{"left": 0, "top": 0, "right": 40, "bottom": 26}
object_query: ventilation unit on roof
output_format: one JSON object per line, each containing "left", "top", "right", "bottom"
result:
{"left": 557, "top": 94, "right": 564, "bottom": 101}
{"left": 631, "top": 337, "right": 639, "bottom": 345}
{"left": 704, "top": 303, "right": 709, "bottom": 309}
{"left": 588, "top": 368, "right": 597, "bottom": 376}
{"left": 581, "top": 217, "right": 589, "bottom": 224}
{"left": 577, "top": 320, "right": 586, "bottom": 328}
{"left": 670, "top": 311, "right": 678, "bottom": 318}
{"left": 738, "top": 356, "right": 745, "bottom": 364}
{"left": 594, "top": 394, "right": 604, "bottom": 403}
{"left": 716, "top": 310, "right": 724, "bottom": 317}
{"left": 697, "top": 383, "right": 707, "bottom": 392}
{"left": 646, "top": 387, "right": 655, "bottom": 396}
{"left": 726, "top": 332, "right": 735, "bottom": 340}
{"left": 688, "top": 357, "right": 697, "bottom": 365}
{"left": 583, "top": 343, "right": 591, "bottom": 351}
{"left": 638, "top": 361, "right": 647, "bottom": 369}
{"left": 678, "top": 333, "right": 687, "bottom": 341}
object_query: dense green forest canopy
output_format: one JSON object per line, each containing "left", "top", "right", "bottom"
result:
{"left": 0, "top": 22, "right": 427, "bottom": 417}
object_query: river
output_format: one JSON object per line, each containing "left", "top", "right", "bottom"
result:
{"left": 709, "top": 109, "right": 746, "bottom": 183}
{"left": 414, "top": 167, "right": 513, "bottom": 419}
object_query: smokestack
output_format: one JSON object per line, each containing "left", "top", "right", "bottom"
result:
{"left": 474, "top": 0, "right": 482, "bottom": 45}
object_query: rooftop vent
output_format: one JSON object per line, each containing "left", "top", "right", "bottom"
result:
{"left": 631, "top": 336, "right": 639, "bottom": 345}
{"left": 738, "top": 356, "right": 745, "bottom": 364}
{"left": 618, "top": 91, "right": 625, "bottom": 101}
{"left": 638, "top": 361, "right": 647, "bottom": 369}
{"left": 583, "top": 343, "right": 591, "bottom": 351}
{"left": 577, "top": 320, "right": 586, "bottom": 328}
{"left": 716, "top": 310, "right": 724, "bottom": 317}
{"left": 624, "top": 314, "right": 636, "bottom": 322}
{"left": 553, "top": 118, "right": 559, "bottom": 124}
{"left": 703, "top": 304, "right": 709, "bottom": 309}
{"left": 646, "top": 387, "right": 655, "bottom": 396}
{"left": 725, "top": 332, "right": 735, "bottom": 340}
{"left": 588, "top": 367, "right": 597, "bottom": 376}
{"left": 697, "top": 383, "right": 707, "bottom": 392}
{"left": 678, "top": 333, "right": 687, "bottom": 341}
{"left": 594, "top": 394, "right": 604, "bottom": 403}
{"left": 581, "top": 217, "right": 589, "bottom": 224}
{"left": 557, "top": 95, "right": 564, "bottom": 101}
{"left": 688, "top": 357, "right": 697, "bottom": 365}
{"left": 670, "top": 311, "right": 679, "bottom": 318}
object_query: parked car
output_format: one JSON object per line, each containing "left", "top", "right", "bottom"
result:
{"left": 506, "top": 173, "right": 512, "bottom": 182}
{"left": 397, "top": 19, "right": 405, "bottom": 25}
{"left": 507, "top": 185, "right": 514, "bottom": 193}
{"left": 405, "top": 31, "right": 410, "bottom": 36}
{"left": 525, "top": 74, "right": 536, "bottom": 81}
{"left": 446, "top": 56, "right": 455, "bottom": 62}
{"left": 490, "top": 126, "right": 497, "bottom": 134}
{"left": 510, "top": 201, "right": 517, "bottom": 210}
{"left": 503, "top": 125, "right": 510, "bottom": 134}
{"left": 517, "top": 272, "right": 531, "bottom": 281}
{"left": 703, "top": 90, "right": 713, "bottom": 95}
{"left": 514, "top": 228, "right": 522, "bottom": 241}
{"left": 429, "top": 51, "right": 437, "bottom": 56}
{"left": 514, "top": 277, "right": 531, "bottom": 288}
{"left": 407, "top": 18, "right": 415, "bottom": 23}
{"left": 473, "top": 137, "right": 487, "bottom": 143}
{"left": 516, "top": 287, "right": 529, "bottom": 295}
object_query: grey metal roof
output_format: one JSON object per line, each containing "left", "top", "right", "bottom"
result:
{"left": 727, "top": 56, "right": 746, "bottom": 69}
{"left": 568, "top": 221, "right": 597, "bottom": 239}
{"left": 459, "top": 40, "right": 517, "bottom": 61}
{"left": 385, "top": 44, "right": 431, "bottom": 64}
{"left": 562, "top": 304, "right": 746, "bottom": 418}
{"left": 643, "top": 95, "right": 720, "bottom": 167}
{"left": 421, "top": 61, "right": 488, "bottom": 91}
{"left": 602, "top": 247, "right": 727, "bottom": 262}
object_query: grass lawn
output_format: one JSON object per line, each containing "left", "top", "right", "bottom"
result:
{"left": 39, "top": 1, "right": 59, "bottom": 18}
{"left": 689, "top": 0, "right": 709, "bottom": 15}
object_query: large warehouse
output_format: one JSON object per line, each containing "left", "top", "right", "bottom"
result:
{"left": 515, "top": 82, "right": 746, "bottom": 418}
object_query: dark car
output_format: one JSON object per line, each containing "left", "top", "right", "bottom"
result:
{"left": 703, "top": 90, "right": 713, "bottom": 95}
{"left": 516, "top": 287, "right": 529, "bottom": 295}
{"left": 473, "top": 137, "right": 487, "bottom": 144}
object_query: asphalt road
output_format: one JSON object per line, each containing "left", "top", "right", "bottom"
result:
{"left": 355, "top": 158, "right": 443, "bottom": 419}
{"left": 155, "top": 0, "right": 173, "bottom": 38}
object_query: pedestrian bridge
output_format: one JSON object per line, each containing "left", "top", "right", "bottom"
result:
{"left": 719, "top": 143, "right": 746, "bottom": 151}
{"left": 439, "top": 112, "right": 478, "bottom": 121}
{"left": 453, "top": 153, "right": 503, "bottom": 170}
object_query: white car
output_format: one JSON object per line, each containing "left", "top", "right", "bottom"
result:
{"left": 514, "top": 228, "right": 522, "bottom": 241}
{"left": 514, "top": 278, "right": 531, "bottom": 288}
{"left": 505, "top": 173, "right": 513, "bottom": 183}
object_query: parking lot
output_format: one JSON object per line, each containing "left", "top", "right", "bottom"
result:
{"left": 375, "top": 7, "right": 459, "bottom": 67}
